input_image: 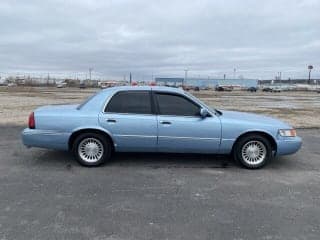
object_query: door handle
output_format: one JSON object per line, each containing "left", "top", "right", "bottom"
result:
{"left": 160, "top": 121, "right": 171, "bottom": 125}
{"left": 107, "top": 119, "right": 116, "bottom": 123}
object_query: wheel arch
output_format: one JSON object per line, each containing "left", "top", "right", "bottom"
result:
{"left": 231, "top": 131, "right": 277, "bottom": 155}
{"left": 68, "top": 128, "right": 115, "bottom": 151}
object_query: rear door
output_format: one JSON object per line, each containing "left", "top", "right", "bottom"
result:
{"left": 99, "top": 90, "right": 157, "bottom": 152}
{"left": 154, "top": 91, "right": 221, "bottom": 153}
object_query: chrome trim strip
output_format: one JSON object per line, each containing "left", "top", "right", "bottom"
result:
{"left": 114, "top": 134, "right": 220, "bottom": 141}
{"left": 159, "top": 136, "right": 220, "bottom": 141}
{"left": 23, "top": 130, "right": 69, "bottom": 136}
{"left": 278, "top": 139, "right": 301, "bottom": 142}
{"left": 114, "top": 134, "right": 157, "bottom": 138}
{"left": 103, "top": 112, "right": 156, "bottom": 117}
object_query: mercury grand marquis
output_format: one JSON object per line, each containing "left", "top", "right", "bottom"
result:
{"left": 22, "top": 86, "right": 302, "bottom": 169}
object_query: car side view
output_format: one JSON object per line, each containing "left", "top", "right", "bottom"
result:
{"left": 22, "top": 86, "right": 302, "bottom": 169}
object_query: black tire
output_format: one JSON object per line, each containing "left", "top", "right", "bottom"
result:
{"left": 233, "top": 134, "right": 272, "bottom": 169}
{"left": 72, "top": 133, "right": 112, "bottom": 167}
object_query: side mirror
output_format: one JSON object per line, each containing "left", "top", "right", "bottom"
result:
{"left": 200, "top": 108, "right": 209, "bottom": 118}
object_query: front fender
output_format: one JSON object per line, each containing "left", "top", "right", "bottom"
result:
{"left": 220, "top": 127, "right": 278, "bottom": 154}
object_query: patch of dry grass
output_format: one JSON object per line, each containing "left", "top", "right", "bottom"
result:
{"left": 0, "top": 87, "right": 319, "bottom": 128}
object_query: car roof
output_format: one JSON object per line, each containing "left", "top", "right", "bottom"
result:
{"left": 102, "top": 85, "right": 185, "bottom": 93}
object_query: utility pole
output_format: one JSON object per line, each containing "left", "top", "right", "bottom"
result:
{"left": 279, "top": 72, "right": 282, "bottom": 87}
{"left": 308, "top": 65, "right": 313, "bottom": 84}
{"left": 89, "top": 68, "right": 93, "bottom": 81}
{"left": 233, "top": 68, "right": 236, "bottom": 79}
{"left": 184, "top": 69, "right": 188, "bottom": 86}
{"left": 129, "top": 72, "right": 132, "bottom": 85}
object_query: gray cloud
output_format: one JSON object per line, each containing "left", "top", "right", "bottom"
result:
{"left": 0, "top": 0, "right": 320, "bottom": 80}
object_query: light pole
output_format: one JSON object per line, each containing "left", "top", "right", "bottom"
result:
{"left": 89, "top": 68, "right": 93, "bottom": 81}
{"left": 184, "top": 69, "right": 188, "bottom": 87}
{"left": 308, "top": 65, "right": 313, "bottom": 84}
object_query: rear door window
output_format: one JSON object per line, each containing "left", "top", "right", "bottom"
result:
{"left": 105, "top": 91, "right": 152, "bottom": 114}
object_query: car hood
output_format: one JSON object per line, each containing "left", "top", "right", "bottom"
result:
{"left": 220, "top": 110, "right": 291, "bottom": 128}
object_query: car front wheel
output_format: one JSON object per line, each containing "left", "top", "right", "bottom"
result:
{"left": 73, "top": 133, "right": 111, "bottom": 166}
{"left": 234, "top": 135, "right": 272, "bottom": 169}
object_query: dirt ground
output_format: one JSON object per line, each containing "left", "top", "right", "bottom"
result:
{"left": 0, "top": 86, "right": 319, "bottom": 128}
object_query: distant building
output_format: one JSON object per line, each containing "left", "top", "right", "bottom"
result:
{"left": 156, "top": 77, "right": 257, "bottom": 87}
{"left": 259, "top": 79, "right": 320, "bottom": 85}
{"left": 155, "top": 78, "right": 184, "bottom": 86}
{"left": 187, "top": 78, "right": 258, "bottom": 87}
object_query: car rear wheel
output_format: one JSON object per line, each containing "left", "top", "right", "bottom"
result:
{"left": 73, "top": 133, "right": 111, "bottom": 166}
{"left": 234, "top": 135, "right": 272, "bottom": 169}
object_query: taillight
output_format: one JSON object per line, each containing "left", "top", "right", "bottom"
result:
{"left": 28, "top": 112, "right": 35, "bottom": 129}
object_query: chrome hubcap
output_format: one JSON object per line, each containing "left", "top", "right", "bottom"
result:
{"left": 241, "top": 140, "right": 266, "bottom": 166}
{"left": 78, "top": 138, "right": 104, "bottom": 163}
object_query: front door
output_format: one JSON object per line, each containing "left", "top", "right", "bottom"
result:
{"left": 154, "top": 92, "right": 221, "bottom": 153}
{"left": 99, "top": 90, "right": 157, "bottom": 152}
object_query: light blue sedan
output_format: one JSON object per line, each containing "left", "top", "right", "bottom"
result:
{"left": 22, "top": 86, "right": 302, "bottom": 169}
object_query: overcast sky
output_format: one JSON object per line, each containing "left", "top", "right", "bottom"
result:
{"left": 1, "top": 0, "right": 319, "bottom": 80}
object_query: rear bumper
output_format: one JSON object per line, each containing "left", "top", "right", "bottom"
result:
{"left": 21, "top": 128, "right": 70, "bottom": 151}
{"left": 276, "top": 136, "right": 302, "bottom": 156}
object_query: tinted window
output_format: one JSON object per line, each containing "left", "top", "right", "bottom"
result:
{"left": 155, "top": 93, "right": 200, "bottom": 116}
{"left": 105, "top": 91, "right": 152, "bottom": 114}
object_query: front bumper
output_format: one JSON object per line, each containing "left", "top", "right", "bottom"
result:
{"left": 276, "top": 136, "right": 302, "bottom": 156}
{"left": 22, "top": 128, "right": 70, "bottom": 151}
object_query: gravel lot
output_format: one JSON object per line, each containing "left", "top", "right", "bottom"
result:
{"left": 0, "top": 86, "right": 320, "bottom": 128}
{"left": 0, "top": 126, "right": 320, "bottom": 240}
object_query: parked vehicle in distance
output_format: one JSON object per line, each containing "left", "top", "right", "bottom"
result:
{"left": 262, "top": 87, "right": 273, "bottom": 92}
{"left": 56, "top": 82, "right": 67, "bottom": 88}
{"left": 22, "top": 86, "right": 302, "bottom": 169}
{"left": 194, "top": 86, "right": 200, "bottom": 91}
{"left": 272, "top": 87, "right": 282, "bottom": 93}
{"left": 215, "top": 85, "right": 233, "bottom": 92}
{"left": 247, "top": 87, "right": 257, "bottom": 92}
{"left": 182, "top": 86, "right": 191, "bottom": 91}
{"left": 99, "top": 83, "right": 108, "bottom": 89}
{"left": 79, "top": 83, "right": 86, "bottom": 89}
{"left": 200, "top": 86, "right": 210, "bottom": 90}
{"left": 262, "top": 86, "right": 282, "bottom": 93}
{"left": 0, "top": 79, "right": 8, "bottom": 86}
{"left": 7, "top": 83, "right": 17, "bottom": 87}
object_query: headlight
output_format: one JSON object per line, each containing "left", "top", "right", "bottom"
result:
{"left": 279, "top": 129, "right": 297, "bottom": 137}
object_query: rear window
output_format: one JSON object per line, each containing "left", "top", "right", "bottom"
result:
{"left": 105, "top": 91, "right": 152, "bottom": 114}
